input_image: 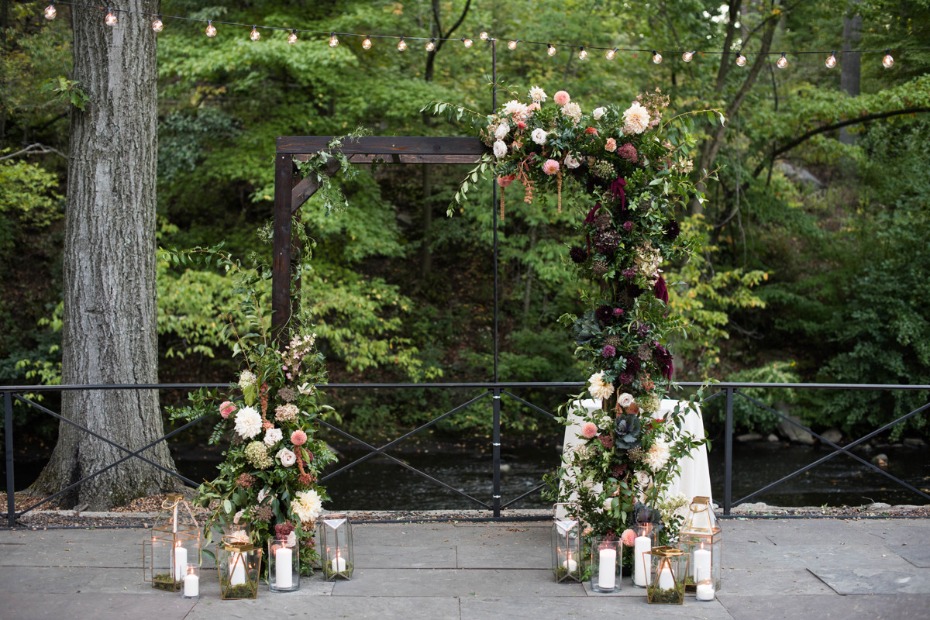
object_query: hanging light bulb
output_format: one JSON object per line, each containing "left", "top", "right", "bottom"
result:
{"left": 776, "top": 52, "right": 788, "bottom": 69}
{"left": 825, "top": 51, "right": 837, "bottom": 69}
{"left": 44, "top": 2, "right": 56, "bottom": 20}
{"left": 479, "top": 31, "right": 489, "bottom": 41}
{"left": 105, "top": 8, "right": 118, "bottom": 27}
{"left": 397, "top": 37, "right": 407, "bottom": 51}
{"left": 328, "top": 32, "right": 339, "bottom": 47}
{"left": 682, "top": 50, "right": 694, "bottom": 62}
{"left": 205, "top": 20, "right": 217, "bottom": 38}
{"left": 462, "top": 37, "right": 473, "bottom": 48}
{"left": 578, "top": 47, "right": 588, "bottom": 60}
{"left": 152, "top": 16, "right": 164, "bottom": 33}
{"left": 287, "top": 30, "right": 298, "bottom": 45}
{"left": 362, "top": 35, "right": 372, "bottom": 50}
{"left": 425, "top": 38, "right": 436, "bottom": 52}
{"left": 507, "top": 39, "right": 518, "bottom": 50}
{"left": 735, "top": 51, "right": 747, "bottom": 66}
{"left": 250, "top": 26, "right": 261, "bottom": 42}
{"left": 605, "top": 48, "right": 617, "bottom": 60}
{"left": 547, "top": 43, "right": 557, "bottom": 56}
{"left": 882, "top": 50, "right": 894, "bottom": 69}
{"left": 652, "top": 50, "right": 663, "bottom": 64}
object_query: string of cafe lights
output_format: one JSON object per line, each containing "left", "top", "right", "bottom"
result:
{"left": 40, "top": 1, "right": 922, "bottom": 71}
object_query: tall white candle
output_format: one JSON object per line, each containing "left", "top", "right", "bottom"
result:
{"left": 658, "top": 563, "right": 675, "bottom": 590}
{"left": 693, "top": 546, "right": 712, "bottom": 582}
{"left": 331, "top": 552, "right": 347, "bottom": 573}
{"left": 183, "top": 570, "right": 199, "bottom": 597}
{"left": 173, "top": 545, "right": 187, "bottom": 581}
{"left": 597, "top": 548, "right": 616, "bottom": 590}
{"left": 633, "top": 536, "right": 651, "bottom": 587}
{"left": 230, "top": 552, "right": 246, "bottom": 586}
{"left": 275, "top": 547, "right": 293, "bottom": 588}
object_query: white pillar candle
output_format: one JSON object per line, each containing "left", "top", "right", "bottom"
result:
{"left": 696, "top": 582, "right": 716, "bottom": 601}
{"left": 275, "top": 547, "right": 293, "bottom": 588}
{"left": 183, "top": 570, "right": 199, "bottom": 597}
{"left": 331, "top": 553, "right": 347, "bottom": 573}
{"left": 693, "top": 546, "right": 712, "bottom": 582}
{"left": 173, "top": 545, "right": 187, "bottom": 581}
{"left": 658, "top": 563, "right": 675, "bottom": 590}
{"left": 597, "top": 548, "right": 616, "bottom": 590}
{"left": 230, "top": 552, "right": 246, "bottom": 586}
{"left": 633, "top": 536, "right": 651, "bottom": 587}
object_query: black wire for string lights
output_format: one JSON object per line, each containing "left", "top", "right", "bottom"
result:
{"left": 40, "top": 1, "right": 928, "bottom": 67}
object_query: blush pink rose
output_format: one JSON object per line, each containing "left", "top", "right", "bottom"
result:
{"left": 542, "top": 159, "right": 560, "bottom": 175}
{"left": 553, "top": 90, "right": 571, "bottom": 106}
{"left": 219, "top": 401, "right": 237, "bottom": 419}
{"left": 581, "top": 422, "right": 598, "bottom": 439}
{"left": 290, "top": 429, "right": 308, "bottom": 446}
{"left": 605, "top": 137, "right": 617, "bottom": 152}
{"left": 621, "top": 528, "right": 637, "bottom": 547}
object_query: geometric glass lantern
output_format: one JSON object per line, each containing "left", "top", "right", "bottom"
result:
{"left": 678, "top": 496, "right": 722, "bottom": 592}
{"left": 217, "top": 533, "right": 262, "bottom": 599}
{"left": 320, "top": 516, "right": 354, "bottom": 580}
{"left": 551, "top": 516, "right": 582, "bottom": 582}
{"left": 142, "top": 494, "right": 201, "bottom": 592}
{"left": 645, "top": 546, "right": 687, "bottom": 604}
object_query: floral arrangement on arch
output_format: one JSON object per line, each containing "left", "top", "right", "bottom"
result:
{"left": 435, "top": 86, "right": 721, "bottom": 544}
{"left": 171, "top": 258, "right": 337, "bottom": 576}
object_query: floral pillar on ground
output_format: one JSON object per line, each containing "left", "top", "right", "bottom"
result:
{"left": 437, "top": 87, "right": 720, "bottom": 549}
{"left": 174, "top": 290, "right": 337, "bottom": 576}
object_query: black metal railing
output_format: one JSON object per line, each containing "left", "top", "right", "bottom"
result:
{"left": 2, "top": 381, "right": 928, "bottom": 527}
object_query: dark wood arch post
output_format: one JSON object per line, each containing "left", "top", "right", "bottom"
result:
{"left": 272, "top": 136, "right": 487, "bottom": 340}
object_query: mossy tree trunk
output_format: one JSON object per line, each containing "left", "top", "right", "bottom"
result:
{"left": 31, "top": 0, "right": 177, "bottom": 509}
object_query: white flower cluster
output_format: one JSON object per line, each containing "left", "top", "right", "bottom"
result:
{"left": 529, "top": 86, "right": 547, "bottom": 102}
{"left": 292, "top": 489, "right": 323, "bottom": 523}
{"left": 587, "top": 371, "right": 615, "bottom": 401}
{"left": 622, "top": 101, "right": 651, "bottom": 134}
{"left": 263, "top": 427, "right": 283, "bottom": 447}
{"left": 645, "top": 438, "right": 671, "bottom": 472}
{"left": 234, "top": 406, "right": 263, "bottom": 439}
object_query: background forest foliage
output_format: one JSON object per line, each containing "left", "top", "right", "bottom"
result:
{"left": 2, "top": 0, "right": 929, "bottom": 446}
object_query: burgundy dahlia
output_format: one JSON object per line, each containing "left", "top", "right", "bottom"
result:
{"left": 569, "top": 246, "right": 588, "bottom": 263}
{"left": 595, "top": 305, "right": 615, "bottom": 325}
{"left": 654, "top": 343, "right": 675, "bottom": 379}
{"left": 617, "top": 143, "right": 638, "bottom": 163}
{"left": 654, "top": 275, "right": 669, "bottom": 304}
{"left": 602, "top": 345, "right": 617, "bottom": 358}
{"left": 664, "top": 220, "right": 681, "bottom": 241}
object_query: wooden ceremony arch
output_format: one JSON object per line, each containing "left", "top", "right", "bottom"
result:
{"left": 272, "top": 136, "right": 487, "bottom": 336}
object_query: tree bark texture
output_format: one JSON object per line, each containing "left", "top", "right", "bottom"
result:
{"left": 32, "top": 0, "right": 176, "bottom": 509}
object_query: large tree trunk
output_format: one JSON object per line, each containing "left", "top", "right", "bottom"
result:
{"left": 31, "top": 0, "right": 176, "bottom": 509}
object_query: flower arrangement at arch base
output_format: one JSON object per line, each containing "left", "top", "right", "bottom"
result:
{"left": 172, "top": 280, "right": 337, "bottom": 578}
{"left": 434, "top": 85, "right": 721, "bottom": 553}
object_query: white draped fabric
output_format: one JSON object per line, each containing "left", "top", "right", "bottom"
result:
{"left": 556, "top": 399, "right": 712, "bottom": 519}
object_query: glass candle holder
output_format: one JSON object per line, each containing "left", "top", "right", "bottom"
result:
{"left": 268, "top": 535, "right": 300, "bottom": 592}
{"left": 646, "top": 546, "right": 686, "bottom": 604}
{"left": 589, "top": 538, "right": 621, "bottom": 593}
{"left": 181, "top": 564, "right": 199, "bottom": 599}
{"left": 551, "top": 516, "right": 582, "bottom": 583}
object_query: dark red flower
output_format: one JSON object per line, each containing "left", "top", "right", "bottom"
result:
{"left": 654, "top": 275, "right": 669, "bottom": 304}
{"left": 569, "top": 246, "right": 588, "bottom": 263}
{"left": 654, "top": 343, "right": 674, "bottom": 379}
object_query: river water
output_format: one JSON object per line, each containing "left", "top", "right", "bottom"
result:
{"left": 9, "top": 440, "right": 928, "bottom": 510}
{"left": 181, "top": 440, "right": 927, "bottom": 511}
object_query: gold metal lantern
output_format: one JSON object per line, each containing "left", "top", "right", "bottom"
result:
{"left": 679, "top": 496, "right": 722, "bottom": 592}
{"left": 218, "top": 534, "right": 262, "bottom": 599}
{"left": 645, "top": 546, "right": 687, "bottom": 604}
{"left": 142, "top": 494, "right": 201, "bottom": 592}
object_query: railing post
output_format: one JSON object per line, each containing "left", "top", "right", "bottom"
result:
{"left": 724, "top": 387, "right": 735, "bottom": 516}
{"left": 4, "top": 390, "right": 15, "bottom": 526}
{"left": 491, "top": 388, "right": 502, "bottom": 518}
